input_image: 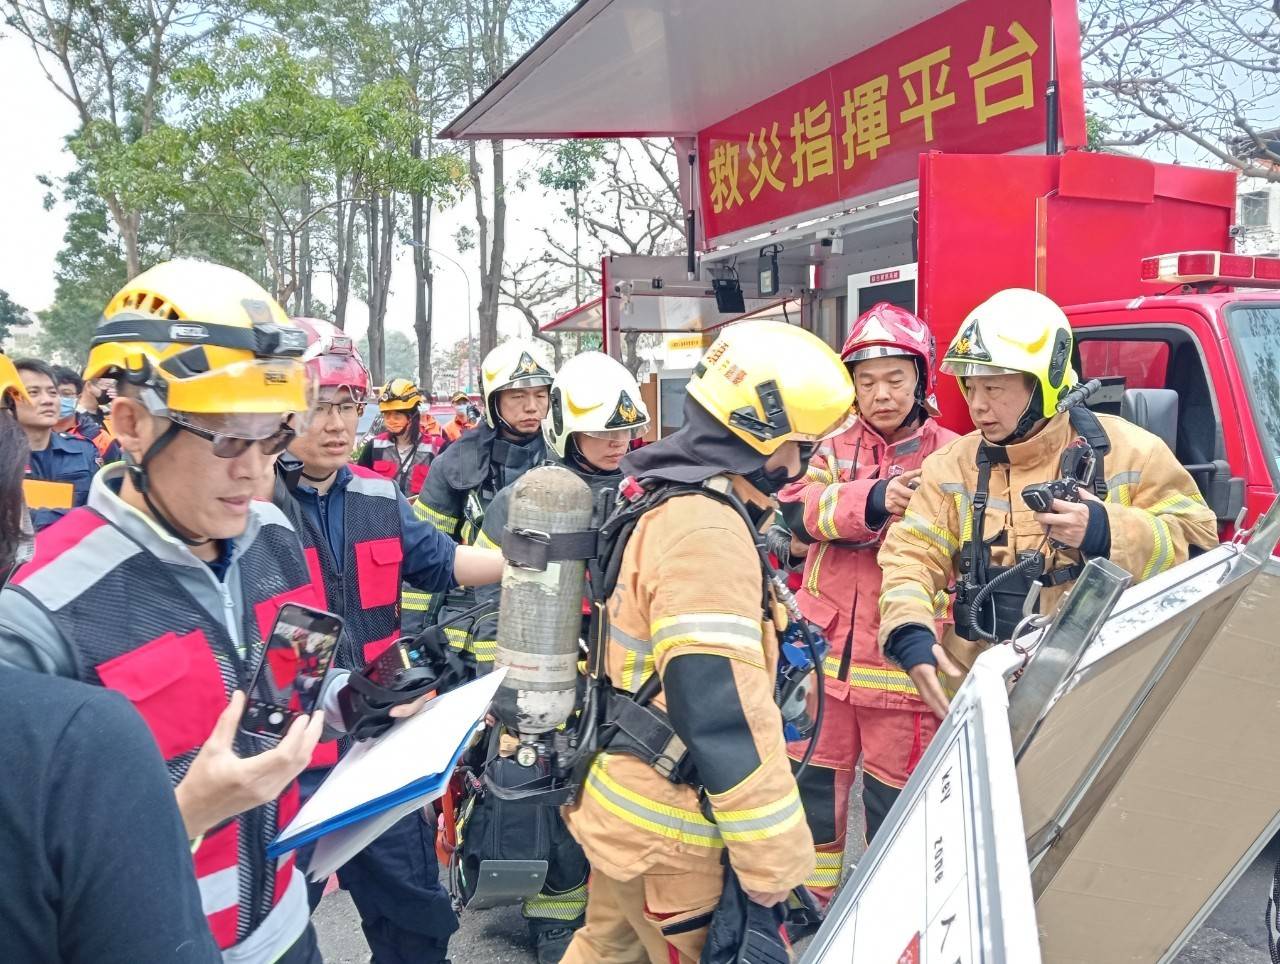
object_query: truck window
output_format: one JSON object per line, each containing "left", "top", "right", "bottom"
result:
{"left": 1079, "top": 340, "right": 1170, "bottom": 388}
{"left": 1226, "top": 304, "right": 1280, "bottom": 486}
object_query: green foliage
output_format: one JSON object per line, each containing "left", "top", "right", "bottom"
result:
{"left": 538, "top": 141, "right": 608, "bottom": 197}
{"left": 0, "top": 290, "right": 32, "bottom": 345}
{"left": 358, "top": 329, "right": 418, "bottom": 382}
{"left": 1085, "top": 113, "right": 1111, "bottom": 153}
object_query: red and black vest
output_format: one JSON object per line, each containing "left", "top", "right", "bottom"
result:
{"left": 9, "top": 506, "right": 324, "bottom": 951}
{"left": 369, "top": 434, "right": 440, "bottom": 497}
{"left": 287, "top": 466, "right": 405, "bottom": 768}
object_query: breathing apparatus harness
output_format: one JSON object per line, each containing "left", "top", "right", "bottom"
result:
{"left": 487, "top": 474, "right": 828, "bottom": 816}
{"left": 952, "top": 380, "right": 1108, "bottom": 644}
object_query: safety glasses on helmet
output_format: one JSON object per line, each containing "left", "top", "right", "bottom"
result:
{"left": 169, "top": 411, "right": 298, "bottom": 459}
{"left": 580, "top": 426, "right": 647, "bottom": 442}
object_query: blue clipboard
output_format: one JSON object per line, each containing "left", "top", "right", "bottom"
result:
{"left": 266, "top": 718, "right": 481, "bottom": 859}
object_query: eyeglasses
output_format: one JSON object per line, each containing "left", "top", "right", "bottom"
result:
{"left": 581, "top": 426, "right": 647, "bottom": 443}
{"left": 176, "top": 421, "right": 296, "bottom": 459}
{"left": 313, "top": 401, "right": 365, "bottom": 421}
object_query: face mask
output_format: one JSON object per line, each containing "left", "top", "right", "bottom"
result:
{"left": 455, "top": 405, "right": 468, "bottom": 418}
{"left": 58, "top": 397, "right": 76, "bottom": 419}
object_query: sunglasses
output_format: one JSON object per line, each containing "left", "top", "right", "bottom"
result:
{"left": 176, "top": 421, "right": 296, "bottom": 459}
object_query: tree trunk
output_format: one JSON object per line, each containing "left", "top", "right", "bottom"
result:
{"left": 366, "top": 198, "right": 384, "bottom": 385}
{"left": 411, "top": 135, "right": 434, "bottom": 393}
{"left": 476, "top": 139, "right": 506, "bottom": 358}
{"left": 334, "top": 178, "right": 358, "bottom": 330}
{"left": 299, "top": 181, "right": 313, "bottom": 316}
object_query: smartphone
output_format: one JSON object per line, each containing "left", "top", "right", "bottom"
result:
{"left": 242, "top": 603, "right": 344, "bottom": 739}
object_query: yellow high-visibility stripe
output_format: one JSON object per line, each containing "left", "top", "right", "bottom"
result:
{"left": 898, "top": 511, "right": 959, "bottom": 556}
{"left": 1148, "top": 491, "right": 1212, "bottom": 517}
{"left": 879, "top": 584, "right": 934, "bottom": 614}
{"left": 1106, "top": 471, "right": 1141, "bottom": 508}
{"left": 1142, "top": 511, "right": 1175, "bottom": 579}
{"left": 933, "top": 589, "right": 952, "bottom": 620}
{"left": 806, "top": 851, "right": 843, "bottom": 888}
{"left": 402, "top": 589, "right": 434, "bottom": 612}
{"left": 816, "top": 484, "right": 842, "bottom": 541}
{"left": 523, "top": 883, "right": 588, "bottom": 921}
{"left": 583, "top": 756, "right": 723, "bottom": 848}
{"left": 475, "top": 529, "right": 499, "bottom": 551}
{"left": 804, "top": 543, "right": 828, "bottom": 594}
{"left": 846, "top": 666, "right": 921, "bottom": 696}
{"left": 649, "top": 613, "right": 762, "bottom": 662}
{"left": 414, "top": 499, "right": 460, "bottom": 536}
{"left": 711, "top": 785, "right": 806, "bottom": 843}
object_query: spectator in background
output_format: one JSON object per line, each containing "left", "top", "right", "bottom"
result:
{"left": 442, "top": 390, "right": 481, "bottom": 444}
{"left": 14, "top": 359, "right": 99, "bottom": 530}
{"left": 0, "top": 360, "right": 220, "bottom": 964}
{"left": 77, "top": 374, "right": 114, "bottom": 428}
{"left": 52, "top": 366, "right": 121, "bottom": 463}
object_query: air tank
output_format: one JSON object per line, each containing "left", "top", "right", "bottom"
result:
{"left": 493, "top": 465, "right": 593, "bottom": 735}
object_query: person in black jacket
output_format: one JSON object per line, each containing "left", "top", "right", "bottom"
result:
{"left": 462, "top": 351, "right": 651, "bottom": 964}
{"left": 0, "top": 374, "right": 220, "bottom": 964}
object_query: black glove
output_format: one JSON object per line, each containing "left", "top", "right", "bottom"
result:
{"left": 764, "top": 526, "right": 797, "bottom": 571}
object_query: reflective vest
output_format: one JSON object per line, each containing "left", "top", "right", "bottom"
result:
{"left": 289, "top": 467, "right": 405, "bottom": 768}
{"left": 10, "top": 508, "right": 324, "bottom": 952}
{"left": 368, "top": 434, "right": 440, "bottom": 497}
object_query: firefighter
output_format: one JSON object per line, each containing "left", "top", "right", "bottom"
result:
{"left": 777, "top": 304, "right": 958, "bottom": 901}
{"left": 403, "top": 340, "right": 554, "bottom": 646}
{"left": 879, "top": 288, "right": 1219, "bottom": 718}
{"left": 464, "top": 352, "right": 650, "bottom": 963}
{"left": 273, "top": 318, "right": 503, "bottom": 963}
{"left": 443, "top": 390, "right": 481, "bottom": 444}
{"left": 560, "top": 320, "right": 854, "bottom": 964}
{"left": 0, "top": 260, "right": 340, "bottom": 961}
{"left": 14, "top": 358, "right": 101, "bottom": 530}
{"left": 357, "top": 377, "right": 444, "bottom": 498}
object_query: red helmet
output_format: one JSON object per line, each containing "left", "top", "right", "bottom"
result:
{"left": 841, "top": 302, "right": 939, "bottom": 417}
{"left": 292, "top": 317, "right": 370, "bottom": 402}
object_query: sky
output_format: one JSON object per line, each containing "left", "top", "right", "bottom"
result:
{"left": 0, "top": 33, "right": 566, "bottom": 355}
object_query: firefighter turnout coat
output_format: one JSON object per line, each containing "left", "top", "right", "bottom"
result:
{"left": 779, "top": 415, "right": 957, "bottom": 708}
{"left": 562, "top": 476, "right": 815, "bottom": 904}
{"left": 878, "top": 412, "right": 1219, "bottom": 678}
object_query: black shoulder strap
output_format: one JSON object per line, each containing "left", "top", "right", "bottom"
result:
{"left": 1068, "top": 405, "right": 1111, "bottom": 498}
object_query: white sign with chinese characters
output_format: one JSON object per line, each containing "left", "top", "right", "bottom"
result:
{"left": 802, "top": 649, "right": 1039, "bottom": 963}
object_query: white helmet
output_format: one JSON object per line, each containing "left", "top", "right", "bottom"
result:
{"left": 544, "top": 351, "right": 651, "bottom": 460}
{"left": 480, "top": 340, "right": 555, "bottom": 429}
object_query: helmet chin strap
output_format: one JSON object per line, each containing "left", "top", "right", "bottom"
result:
{"left": 995, "top": 384, "right": 1047, "bottom": 446}
{"left": 127, "top": 422, "right": 211, "bottom": 548}
{"left": 565, "top": 436, "right": 604, "bottom": 475}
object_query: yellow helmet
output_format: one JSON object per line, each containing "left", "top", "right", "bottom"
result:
{"left": 687, "top": 320, "right": 855, "bottom": 455}
{"left": 378, "top": 378, "right": 424, "bottom": 413}
{"left": 544, "top": 351, "right": 650, "bottom": 459}
{"left": 85, "top": 259, "right": 310, "bottom": 420}
{"left": 480, "top": 341, "right": 554, "bottom": 429}
{"left": 941, "top": 288, "right": 1077, "bottom": 419}
{"left": 0, "top": 354, "right": 32, "bottom": 408}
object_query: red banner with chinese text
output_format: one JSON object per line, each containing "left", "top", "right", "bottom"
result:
{"left": 697, "top": 0, "right": 1054, "bottom": 243}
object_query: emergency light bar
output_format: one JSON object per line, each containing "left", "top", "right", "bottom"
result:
{"left": 1141, "top": 251, "right": 1280, "bottom": 289}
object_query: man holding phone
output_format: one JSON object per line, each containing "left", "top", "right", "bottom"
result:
{"left": 0, "top": 261, "right": 373, "bottom": 963}
{"left": 272, "top": 317, "right": 503, "bottom": 964}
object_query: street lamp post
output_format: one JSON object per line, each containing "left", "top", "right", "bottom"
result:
{"left": 427, "top": 247, "right": 475, "bottom": 393}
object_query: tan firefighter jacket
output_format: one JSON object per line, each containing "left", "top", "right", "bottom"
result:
{"left": 561, "top": 476, "right": 816, "bottom": 895}
{"left": 878, "top": 412, "right": 1219, "bottom": 680}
